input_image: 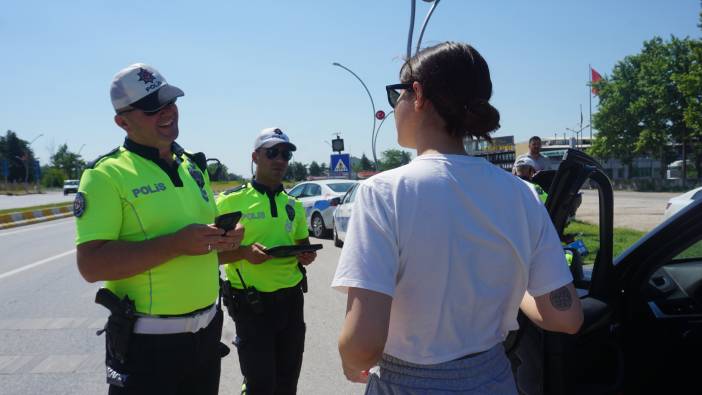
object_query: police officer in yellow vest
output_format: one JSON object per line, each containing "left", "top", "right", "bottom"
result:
{"left": 75, "top": 63, "right": 244, "bottom": 394}
{"left": 217, "top": 128, "right": 317, "bottom": 395}
{"left": 513, "top": 156, "right": 548, "bottom": 203}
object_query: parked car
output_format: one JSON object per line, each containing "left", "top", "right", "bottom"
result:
{"left": 332, "top": 182, "right": 361, "bottom": 247}
{"left": 662, "top": 186, "right": 702, "bottom": 221}
{"left": 63, "top": 179, "right": 79, "bottom": 195}
{"left": 287, "top": 179, "right": 358, "bottom": 238}
{"left": 508, "top": 149, "right": 702, "bottom": 394}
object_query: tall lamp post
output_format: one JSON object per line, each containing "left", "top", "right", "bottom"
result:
{"left": 332, "top": 62, "right": 380, "bottom": 169}
{"left": 373, "top": 110, "right": 395, "bottom": 164}
{"left": 22, "top": 133, "right": 43, "bottom": 190}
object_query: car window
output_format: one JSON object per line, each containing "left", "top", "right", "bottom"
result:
{"left": 306, "top": 184, "right": 322, "bottom": 197}
{"left": 692, "top": 190, "right": 702, "bottom": 201}
{"left": 347, "top": 184, "right": 359, "bottom": 203}
{"left": 288, "top": 184, "right": 305, "bottom": 198}
{"left": 326, "top": 183, "right": 356, "bottom": 193}
{"left": 342, "top": 184, "right": 357, "bottom": 204}
{"left": 673, "top": 239, "right": 702, "bottom": 260}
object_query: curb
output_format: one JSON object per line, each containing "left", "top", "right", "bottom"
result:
{"left": 0, "top": 205, "right": 74, "bottom": 230}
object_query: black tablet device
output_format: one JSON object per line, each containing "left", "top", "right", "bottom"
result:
{"left": 215, "top": 211, "right": 242, "bottom": 232}
{"left": 263, "top": 244, "right": 323, "bottom": 258}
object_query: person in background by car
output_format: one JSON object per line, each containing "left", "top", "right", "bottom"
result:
{"left": 516, "top": 136, "right": 550, "bottom": 172}
{"left": 332, "top": 42, "right": 583, "bottom": 394}
{"left": 513, "top": 157, "right": 547, "bottom": 203}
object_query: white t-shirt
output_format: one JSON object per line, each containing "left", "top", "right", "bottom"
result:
{"left": 516, "top": 153, "right": 550, "bottom": 172}
{"left": 331, "top": 154, "right": 572, "bottom": 365}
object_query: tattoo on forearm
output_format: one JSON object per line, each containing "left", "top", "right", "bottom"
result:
{"left": 549, "top": 286, "right": 573, "bottom": 311}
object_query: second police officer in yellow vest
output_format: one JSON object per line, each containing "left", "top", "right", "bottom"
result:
{"left": 217, "top": 128, "right": 317, "bottom": 395}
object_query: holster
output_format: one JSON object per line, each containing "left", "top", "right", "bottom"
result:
{"left": 95, "top": 288, "right": 136, "bottom": 364}
{"left": 221, "top": 279, "right": 238, "bottom": 321}
{"left": 298, "top": 262, "right": 308, "bottom": 293}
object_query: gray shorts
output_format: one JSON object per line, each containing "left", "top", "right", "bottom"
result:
{"left": 364, "top": 344, "right": 517, "bottom": 395}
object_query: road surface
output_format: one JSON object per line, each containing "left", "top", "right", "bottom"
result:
{"left": 0, "top": 219, "right": 360, "bottom": 394}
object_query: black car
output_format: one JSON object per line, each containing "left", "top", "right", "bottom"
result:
{"left": 508, "top": 149, "right": 702, "bottom": 394}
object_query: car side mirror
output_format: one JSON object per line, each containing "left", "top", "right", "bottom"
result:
{"left": 330, "top": 197, "right": 342, "bottom": 207}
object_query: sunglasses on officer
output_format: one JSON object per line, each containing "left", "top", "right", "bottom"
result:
{"left": 386, "top": 83, "right": 414, "bottom": 109}
{"left": 260, "top": 147, "right": 293, "bottom": 161}
{"left": 117, "top": 99, "right": 177, "bottom": 116}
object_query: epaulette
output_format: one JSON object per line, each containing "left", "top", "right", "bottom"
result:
{"left": 183, "top": 151, "right": 207, "bottom": 173}
{"left": 86, "top": 147, "right": 120, "bottom": 169}
{"left": 222, "top": 184, "right": 248, "bottom": 195}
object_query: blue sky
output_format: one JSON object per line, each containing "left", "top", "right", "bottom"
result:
{"left": 1, "top": 0, "right": 699, "bottom": 176}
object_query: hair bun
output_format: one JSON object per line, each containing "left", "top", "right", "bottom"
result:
{"left": 464, "top": 99, "right": 500, "bottom": 137}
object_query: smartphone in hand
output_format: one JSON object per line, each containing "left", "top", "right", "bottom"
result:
{"left": 215, "top": 211, "right": 242, "bottom": 233}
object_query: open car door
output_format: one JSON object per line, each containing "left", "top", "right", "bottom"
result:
{"left": 509, "top": 149, "right": 620, "bottom": 395}
{"left": 610, "top": 191, "right": 702, "bottom": 393}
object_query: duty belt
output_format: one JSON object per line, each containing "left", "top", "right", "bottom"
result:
{"left": 133, "top": 303, "right": 217, "bottom": 335}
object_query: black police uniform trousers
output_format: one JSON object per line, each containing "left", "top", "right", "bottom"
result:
{"left": 107, "top": 308, "right": 226, "bottom": 395}
{"left": 231, "top": 284, "right": 306, "bottom": 395}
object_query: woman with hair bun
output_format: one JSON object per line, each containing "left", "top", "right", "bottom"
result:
{"left": 332, "top": 42, "right": 583, "bottom": 394}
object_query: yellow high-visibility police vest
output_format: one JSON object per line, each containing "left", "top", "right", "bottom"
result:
{"left": 216, "top": 181, "right": 308, "bottom": 292}
{"left": 75, "top": 139, "right": 219, "bottom": 315}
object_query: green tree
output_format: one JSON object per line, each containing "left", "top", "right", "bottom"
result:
{"left": 51, "top": 144, "right": 85, "bottom": 180}
{"left": 675, "top": 38, "right": 702, "bottom": 181}
{"left": 591, "top": 36, "right": 699, "bottom": 182}
{"left": 41, "top": 166, "right": 65, "bottom": 188}
{"left": 379, "top": 149, "right": 412, "bottom": 171}
{"left": 308, "top": 161, "right": 322, "bottom": 177}
{"left": 0, "top": 130, "right": 36, "bottom": 182}
{"left": 319, "top": 162, "right": 329, "bottom": 176}
{"left": 360, "top": 153, "right": 374, "bottom": 171}
{"left": 286, "top": 161, "right": 307, "bottom": 181}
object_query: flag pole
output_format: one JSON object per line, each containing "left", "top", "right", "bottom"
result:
{"left": 589, "top": 64, "right": 593, "bottom": 143}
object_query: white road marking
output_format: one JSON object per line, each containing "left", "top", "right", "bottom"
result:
{"left": 0, "top": 217, "right": 74, "bottom": 237}
{"left": 31, "top": 354, "right": 89, "bottom": 373}
{"left": 0, "top": 249, "right": 76, "bottom": 281}
{"left": 0, "top": 355, "right": 35, "bottom": 374}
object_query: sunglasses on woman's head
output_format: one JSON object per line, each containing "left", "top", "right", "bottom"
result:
{"left": 263, "top": 147, "right": 293, "bottom": 161}
{"left": 385, "top": 83, "right": 414, "bottom": 108}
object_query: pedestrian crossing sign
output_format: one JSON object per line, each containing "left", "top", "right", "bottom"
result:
{"left": 330, "top": 154, "right": 350, "bottom": 176}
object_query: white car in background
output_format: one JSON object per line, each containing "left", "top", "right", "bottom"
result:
{"left": 287, "top": 179, "right": 358, "bottom": 238}
{"left": 332, "top": 182, "right": 360, "bottom": 247}
{"left": 663, "top": 186, "right": 702, "bottom": 221}
{"left": 63, "top": 179, "right": 79, "bottom": 195}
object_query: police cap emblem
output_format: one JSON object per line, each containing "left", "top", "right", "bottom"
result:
{"left": 73, "top": 192, "right": 86, "bottom": 217}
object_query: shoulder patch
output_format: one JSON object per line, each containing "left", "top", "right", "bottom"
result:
{"left": 222, "top": 184, "right": 247, "bottom": 195}
{"left": 73, "top": 192, "right": 86, "bottom": 217}
{"left": 86, "top": 147, "right": 120, "bottom": 169}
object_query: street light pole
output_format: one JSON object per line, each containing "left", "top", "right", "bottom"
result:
{"left": 332, "top": 62, "right": 379, "bottom": 169}
{"left": 24, "top": 133, "right": 43, "bottom": 190}
{"left": 373, "top": 110, "right": 395, "bottom": 161}
{"left": 415, "top": 0, "right": 441, "bottom": 54}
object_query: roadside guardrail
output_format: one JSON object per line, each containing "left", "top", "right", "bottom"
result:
{"left": 0, "top": 204, "right": 73, "bottom": 229}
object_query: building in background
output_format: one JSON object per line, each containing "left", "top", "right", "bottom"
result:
{"left": 464, "top": 136, "right": 515, "bottom": 172}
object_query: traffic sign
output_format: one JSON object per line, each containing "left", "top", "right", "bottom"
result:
{"left": 33, "top": 160, "right": 41, "bottom": 181}
{"left": 330, "top": 154, "right": 351, "bottom": 177}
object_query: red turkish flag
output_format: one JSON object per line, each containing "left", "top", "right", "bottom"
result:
{"left": 591, "top": 68, "right": 603, "bottom": 95}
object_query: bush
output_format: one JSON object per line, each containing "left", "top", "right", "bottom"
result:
{"left": 41, "top": 167, "right": 66, "bottom": 188}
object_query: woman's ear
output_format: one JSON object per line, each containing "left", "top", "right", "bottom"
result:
{"left": 412, "top": 81, "right": 425, "bottom": 111}
{"left": 251, "top": 151, "right": 258, "bottom": 165}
